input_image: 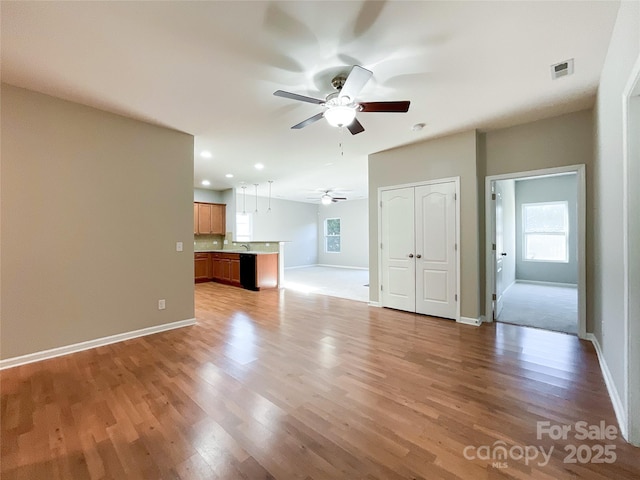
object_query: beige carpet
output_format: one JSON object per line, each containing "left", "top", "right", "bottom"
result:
{"left": 283, "top": 266, "right": 369, "bottom": 303}
{"left": 498, "top": 281, "right": 578, "bottom": 334}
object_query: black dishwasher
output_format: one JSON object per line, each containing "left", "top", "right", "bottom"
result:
{"left": 239, "top": 254, "right": 257, "bottom": 290}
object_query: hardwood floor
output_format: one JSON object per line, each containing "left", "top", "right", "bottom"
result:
{"left": 2, "top": 282, "right": 639, "bottom": 479}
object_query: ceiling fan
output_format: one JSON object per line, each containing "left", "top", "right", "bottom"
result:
{"left": 308, "top": 190, "right": 348, "bottom": 205}
{"left": 273, "top": 65, "right": 410, "bottom": 135}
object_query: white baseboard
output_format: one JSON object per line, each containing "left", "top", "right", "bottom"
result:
{"left": 516, "top": 279, "right": 578, "bottom": 288}
{"left": 316, "top": 264, "right": 369, "bottom": 270}
{"left": 458, "top": 316, "right": 482, "bottom": 326}
{"left": 0, "top": 318, "right": 197, "bottom": 370}
{"left": 368, "top": 301, "right": 381, "bottom": 307}
{"left": 284, "top": 264, "right": 319, "bottom": 270}
{"left": 503, "top": 280, "right": 516, "bottom": 295}
{"left": 586, "top": 333, "right": 628, "bottom": 440}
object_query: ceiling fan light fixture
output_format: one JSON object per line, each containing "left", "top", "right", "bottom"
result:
{"left": 321, "top": 194, "right": 333, "bottom": 205}
{"left": 324, "top": 106, "right": 356, "bottom": 128}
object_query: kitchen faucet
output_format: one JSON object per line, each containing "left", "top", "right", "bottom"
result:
{"left": 240, "top": 244, "right": 250, "bottom": 251}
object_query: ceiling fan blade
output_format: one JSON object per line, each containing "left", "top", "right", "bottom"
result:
{"left": 339, "top": 65, "right": 373, "bottom": 101}
{"left": 359, "top": 101, "right": 410, "bottom": 113}
{"left": 347, "top": 118, "right": 365, "bottom": 135}
{"left": 274, "top": 90, "right": 324, "bottom": 105}
{"left": 332, "top": 197, "right": 347, "bottom": 200}
{"left": 291, "top": 112, "right": 324, "bottom": 129}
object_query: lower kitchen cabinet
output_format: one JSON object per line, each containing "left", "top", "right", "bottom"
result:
{"left": 194, "top": 253, "right": 211, "bottom": 283}
{"left": 211, "top": 253, "right": 242, "bottom": 286}
{"left": 230, "top": 257, "right": 241, "bottom": 284}
{"left": 195, "top": 252, "right": 277, "bottom": 289}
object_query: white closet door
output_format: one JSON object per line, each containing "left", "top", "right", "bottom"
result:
{"left": 381, "top": 188, "right": 415, "bottom": 311}
{"left": 415, "top": 182, "right": 457, "bottom": 319}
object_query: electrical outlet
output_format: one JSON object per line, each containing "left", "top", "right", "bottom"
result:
{"left": 158, "top": 299, "right": 166, "bottom": 310}
{"left": 176, "top": 242, "right": 183, "bottom": 252}
{"left": 213, "top": 240, "right": 218, "bottom": 245}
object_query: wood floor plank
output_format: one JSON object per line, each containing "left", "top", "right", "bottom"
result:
{"left": 1, "top": 281, "right": 639, "bottom": 479}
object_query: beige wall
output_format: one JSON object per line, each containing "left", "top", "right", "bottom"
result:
{"left": 369, "top": 130, "right": 480, "bottom": 319}
{"left": 1, "top": 85, "right": 195, "bottom": 359}
{"left": 483, "top": 110, "right": 594, "bottom": 177}
{"left": 482, "top": 109, "right": 594, "bottom": 322}
{"left": 369, "top": 111, "right": 593, "bottom": 322}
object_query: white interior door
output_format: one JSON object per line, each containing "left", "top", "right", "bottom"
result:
{"left": 415, "top": 182, "right": 457, "bottom": 319}
{"left": 495, "top": 183, "right": 505, "bottom": 318}
{"left": 381, "top": 188, "right": 415, "bottom": 311}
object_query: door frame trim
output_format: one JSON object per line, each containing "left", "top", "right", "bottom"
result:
{"left": 378, "top": 176, "right": 461, "bottom": 322}
{"left": 621, "top": 51, "right": 640, "bottom": 445}
{"left": 484, "top": 165, "right": 586, "bottom": 338}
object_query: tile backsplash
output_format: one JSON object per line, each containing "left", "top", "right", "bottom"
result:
{"left": 194, "top": 233, "right": 280, "bottom": 252}
{"left": 193, "top": 234, "right": 224, "bottom": 251}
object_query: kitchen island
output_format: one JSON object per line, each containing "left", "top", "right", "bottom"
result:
{"left": 194, "top": 250, "right": 278, "bottom": 290}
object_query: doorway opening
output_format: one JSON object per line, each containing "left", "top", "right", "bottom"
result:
{"left": 485, "top": 166, "right": 586, "bottom": 337}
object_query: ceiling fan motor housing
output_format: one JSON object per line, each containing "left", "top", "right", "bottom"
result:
{"left": 331, "top": 74, "right": 347, "bottom": 91}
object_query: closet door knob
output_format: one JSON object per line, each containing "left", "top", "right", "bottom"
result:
{"left": 416, "top": 254, "right": 422, "bottom": 259}
{"left": 408, "top": 254, "right": 414, "bottom": 258}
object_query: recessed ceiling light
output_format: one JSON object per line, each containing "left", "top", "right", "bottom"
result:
{"left": 412, "top": 123, "right": 426, "bottom": 131}
{"left": 200, "top": 150, "right": 212, "bottom": 158}
{"left": 201, "top": 180, "right": 211, "bottom": 186}
{"left": 225, "top": 173, "right": 234, "bottom": 178}
{"left": 254, "top": 163, "right": 264, "bottom": 170}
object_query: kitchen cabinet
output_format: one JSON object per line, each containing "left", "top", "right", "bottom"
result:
{"left": 194, "top": 253, "right": 212, "bottom": 283}
{"left": 211, "top": 252, "right": 242, "bottom": 286}
{"left": 193, "top": 204, "right": 198, "bottom": 234}
{"left": 194, "top": 202, "right": 226, "bottom": 235}
{"left": 198, "top": 203, "right": 212, "bottom": 234}
{"left": 210, "top": 204, "right": 225, "bottom": 235}
{"left": 230, "top": 257, "right": 241, "bottom": 284}
{"left": 195, "top": 252, "right": 277, "bottom": 290}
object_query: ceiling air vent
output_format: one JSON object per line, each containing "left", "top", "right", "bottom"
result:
{"left": 551, "top": 59, "right": 574, "bottom": 80}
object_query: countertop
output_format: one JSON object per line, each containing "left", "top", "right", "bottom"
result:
{"left": 194, "top": 249, "right": 277, "bottom": 255}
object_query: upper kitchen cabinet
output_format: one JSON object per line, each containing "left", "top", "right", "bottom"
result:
{"left": 193, "top": 203, "right": 198, "bottom": 234}
{"left": 210, "top": 204, "right": 225, "bottom": 235}
{"left": 194, "top": 202, "right": 226, "bottom": 235}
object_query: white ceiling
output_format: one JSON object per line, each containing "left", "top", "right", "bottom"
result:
{"left": 1, "top": 1, "right": 619, "bottom": 203}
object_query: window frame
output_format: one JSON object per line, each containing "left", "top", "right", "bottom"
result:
{"left": 521, "top": 201, "right": 569, "bottom": 263}
{"left": 236, "top": 212, "right": 252, "bottom": 242}
{"left": 324, "top": 217, "right": 341, "bottom": 254}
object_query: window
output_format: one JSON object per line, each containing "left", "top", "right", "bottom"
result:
{"left": 522, "top": 201, "right": 569, "bottom": 262}
{"left": 236, "top": 213, "right": 252, "bottom": 241}
{"left": 324, "top": 218, "right": 341, "bottom": 253}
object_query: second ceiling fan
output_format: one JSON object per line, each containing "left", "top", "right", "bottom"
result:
{"left": 274, "top": 65, "right": 410, "bottom": 135}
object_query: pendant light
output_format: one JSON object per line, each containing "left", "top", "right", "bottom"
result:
{"left": 267, "top": 180, "right": 273, "bottom": 213}
{"left": 241, "top": 185, "right": 247, "bottom": 214}
{"left": 254, "top": 183, "right": 259, "bottom": 213}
